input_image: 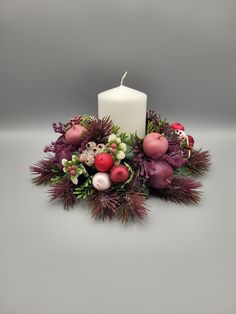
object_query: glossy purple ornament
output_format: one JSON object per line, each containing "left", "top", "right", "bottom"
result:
{"left": 149, "top": 161, "right": 173, "bottom": 189}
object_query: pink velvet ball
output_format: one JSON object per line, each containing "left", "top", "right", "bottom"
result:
{"left": 149, "top": 161, "right": 173, "bottom": 189}
{"left": 143, "top": 132, "right": 169, "bottom": 158}
{"left": 65, "top": 125, "right": 87, "bottom": 145}
{"left": 92, "top": 173, "right": 111, "bottom": 191}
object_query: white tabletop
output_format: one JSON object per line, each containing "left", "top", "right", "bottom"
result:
{"left": 0, "top": 128, "right": 235, "bottom": 314}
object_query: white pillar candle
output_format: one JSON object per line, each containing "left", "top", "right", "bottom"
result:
{"left": 98, "top": 72, "right": 147, "bottom": 138}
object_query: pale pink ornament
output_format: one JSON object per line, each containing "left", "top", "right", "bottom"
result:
{"left": 143, "top": 132, "right": 169, "bottom": 158}
{"left": 65, "top": 124, "right": 87, "bottom": 145}
{"left": 92, "top": 173, "right": 111, "bottom": 191}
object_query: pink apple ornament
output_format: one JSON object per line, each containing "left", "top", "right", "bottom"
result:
{"left": 149, "top": 161, "right": 173, "bottom": 189}
{"left": 143, "top": 132, "right": 169, "bottom": 158}
{"left": 65, "top": 124, "right": 87, "bottom": 145}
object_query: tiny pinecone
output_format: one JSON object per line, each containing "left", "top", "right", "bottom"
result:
{"left": 150, "top": 176, "right": 202, "bottom": 205}
{"left": 48, "top": 179, "right": 76, "bottom": 209}
{"left": 30, "top": 157, "right": 57, "bottom": 185}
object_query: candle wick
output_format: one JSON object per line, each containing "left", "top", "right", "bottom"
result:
{"left": 120, "top": 71, "right": 128, "bottom": 86}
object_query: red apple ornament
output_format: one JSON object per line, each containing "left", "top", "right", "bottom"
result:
{"left": 143, "top": 132, "right": 169, "bottom": 158}
{"left": 149, "top": 161, "right": 173, "bottom": 189}
{"left": 65, "top": 124, "right": 87, "bottom": 145}
{"left": 171, "top": 122, "right": 185, "bottom": 131}
{"left": 110, "top": 165, "right": 129, "bottom": 183}
{"left": 95, "top": 153, "right": 114, "bottom": 172}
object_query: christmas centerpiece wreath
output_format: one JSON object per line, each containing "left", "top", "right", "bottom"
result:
{"left": 31, "top": 111, "right": 211, "bottom": 222}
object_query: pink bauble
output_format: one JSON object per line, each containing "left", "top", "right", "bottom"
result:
{"left": 65, "top": 125, "right": 87, "bottom": 145}
{"left": 149, "top": 161, "right": 173, "bottom": 189}
{"left": 92, "top": 173, "right": 111, "bottom": 191}
{"left": 110, "top": 165, "right": 129, "bottom": 183}
{"left": 143, "top": 132, "right": 169, "bottom": 158}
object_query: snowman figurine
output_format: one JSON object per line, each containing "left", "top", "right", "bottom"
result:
{"left": 171, "top": 122, "right": 193, "bottom": 158}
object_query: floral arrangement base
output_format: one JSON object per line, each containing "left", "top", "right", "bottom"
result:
{"left": 30, "top": 111, "right": 211, "bottom": 223}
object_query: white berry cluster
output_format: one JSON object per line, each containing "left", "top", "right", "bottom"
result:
{"left": 107, "top": 134, "right": 127, "bottom": 164}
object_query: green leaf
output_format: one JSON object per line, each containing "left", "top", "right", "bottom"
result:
{"left": 74, "top": 177, "right": 94, "bottom": 200}
{"left": 111, "top": 124, "right": 120, "bottom": 135}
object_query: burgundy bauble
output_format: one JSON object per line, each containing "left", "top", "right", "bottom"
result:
{"left": 149, "top": 161, "right": 173, "bottom": 189}
{"left": 94, "top": 153, "right": 114, "bottom": 172}
{"left": 110, "top": 165, "right": 129, "bottom": 183}
{"left": 143, "top": 132, "right": 169, "bottom": 158}
{"left": 171, "top": 122, "right": 185, "bottom": 131}
{"left": 187, "top": 135, "right": 195, "bottom": 147}
{"left": 65, "top": 125, "right": 87, "bottom": 145}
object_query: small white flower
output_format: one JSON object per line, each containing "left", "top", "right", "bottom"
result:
{"left": 86, "top": 141, "right": 96, "bottom": 150}
{"left": 96, "top": 143, "right": 106, "bottom": 152}
{"left": 79, "top": 153, "right": 87, "bottom": 163}
{"left": 85, "top": 155, "right": 94, "bottom": 166}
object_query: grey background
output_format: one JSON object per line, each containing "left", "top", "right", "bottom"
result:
{"left": 0, "top": 1, "right": 236, "bottom": 314}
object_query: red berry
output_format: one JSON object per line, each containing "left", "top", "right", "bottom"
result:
{"left": 171, "top": 122, "right": 185, "bottom": 131}
{"left": 187, "top": 135, "right": 194, "bottom": 147}
{"left": 110, "top": 165, "right": 129, "bottom": 183}
{"left": 94, "top": 153, "right": 114, "bottom": 172}
{"left": 110, "top": 143, "right": 117, "bottom": 149}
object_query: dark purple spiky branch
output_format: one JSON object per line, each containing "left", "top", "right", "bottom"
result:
{"left": 48, "top": 180, "right": 76, "bottom": 210}
{"left": 30, "top": 157, "right": 56, "bottom": 185}
{"left": 151, "top": 176, "right": 202, "bottom": 205}
{"left": 187, "top": 149, "right": 211, "bottom": 176}
{"left": 88, "top": 190, "right": 119, "bottom": 220}
{"left": 117, "top": 191, "right": 149, "bottom": 223}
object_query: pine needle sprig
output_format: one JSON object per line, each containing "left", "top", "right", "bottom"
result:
{"left": 117, "top": 191, "right": 149, "bottom": 223}
{"left": 79, "top": 116, "right": 113, "bottom": 150}
{"left": 150, "top": 176, "right": 202, "bottom": 205}
{"left": 186, "top": 149, "right": 211, "bottom": 177}
{"left": 88, "top": 190, "right": 119, "bottom": 220}
{"left": 48, "top": 180, "right": 76, "bottom": 210}
{"left": 30, "top": 157, "right": 58, "bottom": 185}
